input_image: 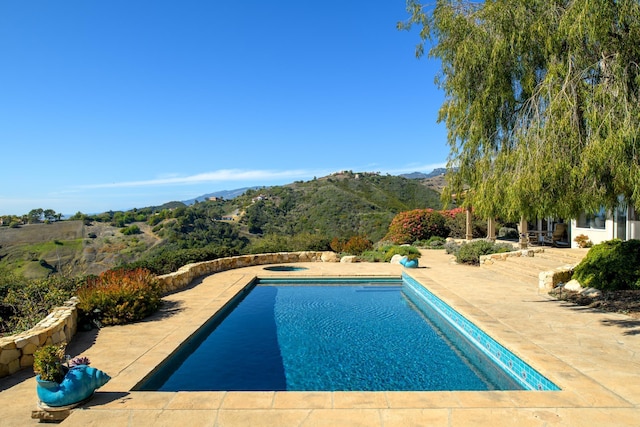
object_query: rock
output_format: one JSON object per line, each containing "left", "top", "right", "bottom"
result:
{"left": 580, "top": 287, "right": 603, "bottom": 298}
{"left": 390, "top": 255, "right": 405, "bottom": 265}
{"left": 564, "top": 279, "right": 583, "bottom": 292}
{"left": 321, "top": 252, "right": 339, "bottom": 263}
{"left": 340, "top": 256, "right": 357, "bottom": 263}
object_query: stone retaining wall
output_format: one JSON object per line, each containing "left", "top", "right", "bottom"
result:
{"left": 0, "top": 298, "right": 78, "bottom": 378}
{"left": 0, "top": 251, "right": 334, "bottom": 378}
{"left": 479, "top": 248, "right": 545, "bottom": 264}
{"left": 538, "top": 266, "right": 576, "bottom": 291}
{"left": 156, "top": 251, "right": 331, "bottom": 293}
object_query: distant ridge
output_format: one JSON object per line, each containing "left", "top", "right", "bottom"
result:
{"left": 182, "top": 186, "right": 262, "bottom": 205}
{"left": 400, "top": 168, "right": 448, "bottom": 180}
{"left": 187, "top": 169, "right": 451, "bottom": 204}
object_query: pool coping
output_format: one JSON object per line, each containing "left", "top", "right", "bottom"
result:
{"left": 4, "top": 252, "right": 640, "bottom": 426}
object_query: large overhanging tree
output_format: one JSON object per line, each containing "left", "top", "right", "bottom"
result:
{"left": 400, "top": 0, "right": 640, "bottom": 221}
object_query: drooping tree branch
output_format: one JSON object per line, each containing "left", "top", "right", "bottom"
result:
{"left": 402, "top": 0, "right": 640, "bottom": 220}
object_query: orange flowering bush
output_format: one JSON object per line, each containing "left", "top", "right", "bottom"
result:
{"left": 330, "top": 235, "right": 373, "bottom": 255}
{"left": 329, "top": 237, "right": 344, "bottom": 252}
{"left": 77, "top": 268, "right": 161, "bottom": 326}
{"left": 384, "top": 209, "right": 449, "bottom": 244}
{"left": 343, "top": 235, "right": 373, "bottom": 255}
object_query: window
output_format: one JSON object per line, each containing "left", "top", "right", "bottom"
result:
{"left": 576, "top": 207, "right": 606, "bottom": 229}
{"left": 576, "top": 212, "right": 589, "bottom": 228}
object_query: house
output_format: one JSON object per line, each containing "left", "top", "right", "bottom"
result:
{"left": 467, "top": 198, "right": 640, "bottom": 249}
{"left": 569, "top": 199, "right": 640, "bottom": 248}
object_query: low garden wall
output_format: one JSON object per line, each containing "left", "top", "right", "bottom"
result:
{"left": 0, "top": 299, "right": 78, "bottom": 378}
{"left": 0, "top": 251, "right": 335, "bottom": 378}
{"left": 478, "top": 247, "right": 545, "bottom": 264}
{"left": 538, "top": 266, "right": 575, "bottom": 291}
{"left": 156, "top": 251, "right": 332, "bottom": 294}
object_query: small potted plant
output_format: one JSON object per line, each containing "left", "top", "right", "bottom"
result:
{"left": 574, "top": 234, "right": 593, "bottom": 248}
{"left": 33, "top": 344, "right": 111, "bottom": 408}
{"left": 33, "top": 345, "right": 66, "bottom": 384}
{"left": 399, "top": 246, "right": 422, "bottom": 268}
{"left": 402, "top": 253, "right": 421, "bottom": 268}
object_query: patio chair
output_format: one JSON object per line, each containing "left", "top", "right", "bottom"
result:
{"left": 544, "top": 223, "right": 568, "bottom": 247}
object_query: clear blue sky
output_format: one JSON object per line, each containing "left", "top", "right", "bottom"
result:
{"left": 0, "top": 0, "right": 448, "bottom": 216}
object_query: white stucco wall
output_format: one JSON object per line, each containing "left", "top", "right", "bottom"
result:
{"left": 570, "top": 217, "right": 614, "bottom": 248}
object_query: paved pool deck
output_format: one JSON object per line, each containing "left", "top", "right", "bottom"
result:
{"left": 2, "top": 250, "right": 640, "bottom": 426}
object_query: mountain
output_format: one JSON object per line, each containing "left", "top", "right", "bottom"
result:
{"left": 400, "top": 168, "right": 448, "bottom": 180}
{"left": 190, "top": 169, "right": 450, "bottom": 205}
{"left": 182, "top": 187, "right": 261, "bottom": 205}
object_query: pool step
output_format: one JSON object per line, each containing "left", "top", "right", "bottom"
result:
{"left": 480, "top": 248, "right": 588, "bottom": 286}
{"left": 480, "top": 258, "right": 542, "bottom": 285}
{"left": 534, "top": 247, "right": 589, "bottom": 264}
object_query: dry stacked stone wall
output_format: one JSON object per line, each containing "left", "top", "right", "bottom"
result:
{"left": 0, "top": 251, "right": 334, "bottom": 378}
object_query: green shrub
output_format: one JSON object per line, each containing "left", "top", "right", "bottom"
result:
{"left": 455, "top": 240, "right": 513, "bottom": 265}
{"left": 358, "top": 250, "right": 385, "bottom": 262}
{"left": 443, "top": 240, "right": 461, "bottom": 255}
{"left": 120, "top": 224, "right": 141, "bottom": 235}
{"left": 292, "top": 233, "right": 331, "bottom": 251}
{"left": 573, "top": 239, "right": 640, "bottom": 290}
{"left": 125, "top": 245, "right": 236, "bottom": 275}
{"left": 414, "top": 236, "right": 447, "bottom": 249}
{"left": 498, "top": 227, "right": 519, "bottom": 239}
{"left": 147, "top": 215, "right": 163, "bottom": 226}
{"left": 1, "top": 274, "right": 82, "bottom": 336}
{"left": 77, "top": 268, "right": 161, "bottom": 326}
{"left": 247, "top": 233, "right": 330, "bottom": 254}
{"left": 383, "top": 245, "right": 422, "bottom": 262}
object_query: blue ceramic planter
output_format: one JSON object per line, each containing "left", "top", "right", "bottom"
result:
{"left": 36, "top": 365, "right": 110, "bottom": 407}
{"left": 399, "top": 256, "right": 419, "bottom": 268}
{"left": 403, "top": 259, "right": 419, "bottom": 268}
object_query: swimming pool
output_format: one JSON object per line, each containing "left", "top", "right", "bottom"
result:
{"left": 136, "top": 275, "right": 559, "bottom": 392}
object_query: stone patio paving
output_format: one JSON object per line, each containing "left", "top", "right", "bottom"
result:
{"left": 1, "top": 249, "right": 639, "bottom": 426}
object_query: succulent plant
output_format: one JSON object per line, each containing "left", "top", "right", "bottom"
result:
{"left": 33, "top": 345, "right": 65, "bottom": 383}
{"left": 68, "top": 356, "right": 91, "bottom": 368}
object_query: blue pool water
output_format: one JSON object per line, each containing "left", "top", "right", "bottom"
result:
{"left": 137, "top": 278, "right": 538, "bottom": 392}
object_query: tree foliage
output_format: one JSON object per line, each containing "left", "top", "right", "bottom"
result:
{"left": 401, "top": 0, "right": 640, "bottom": 220}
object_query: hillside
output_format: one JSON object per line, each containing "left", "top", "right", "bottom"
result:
{"left": 0, "top": 172, "right": 442, "bottom": 277}
{"left": 0, "top": 221, "right": 161, "bottom": 278}
{"left": 234, "top": 172, "right": 442, "bottom": 241}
